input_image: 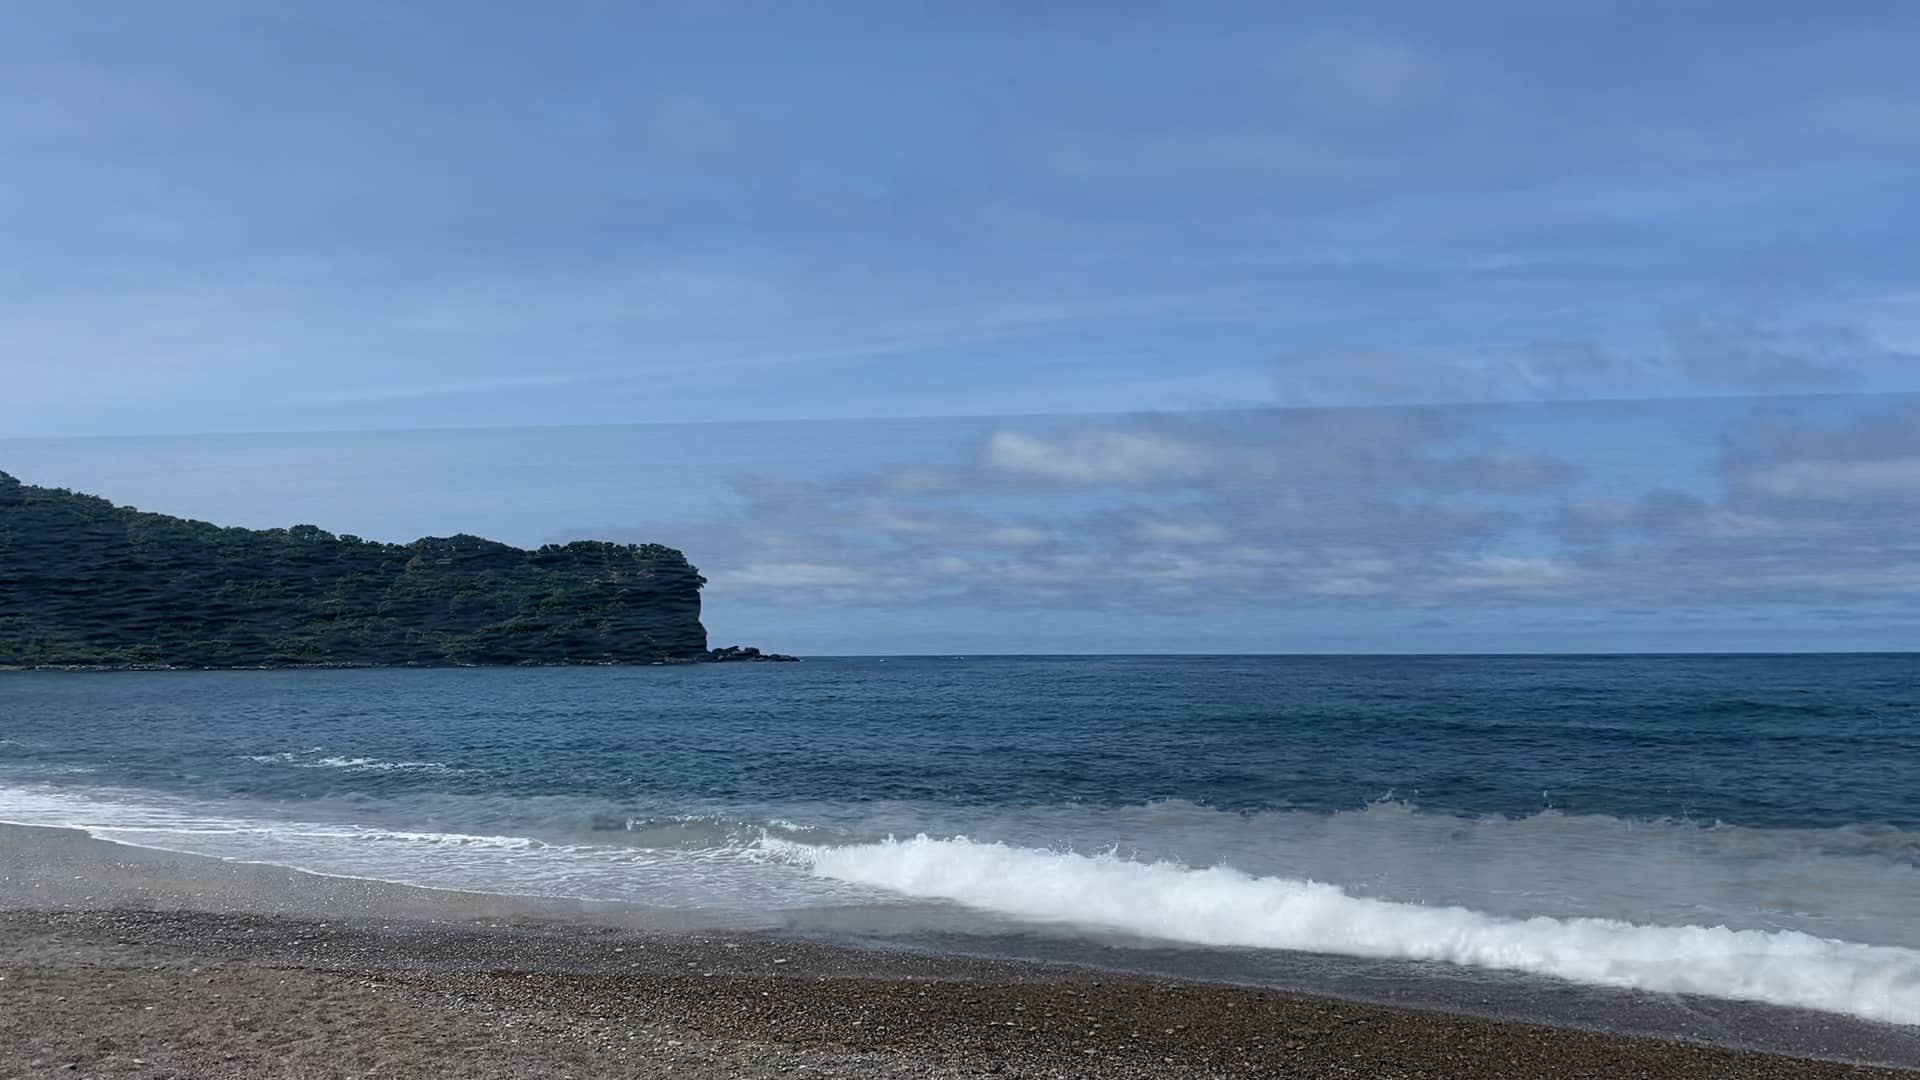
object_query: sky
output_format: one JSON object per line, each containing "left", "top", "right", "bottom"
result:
{"left": 3, "top": 2, "right": 1919, "bottom": 652}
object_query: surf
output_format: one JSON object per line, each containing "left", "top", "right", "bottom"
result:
{"left": 764, "top": 833, "right": 1920, "bottom": 1026}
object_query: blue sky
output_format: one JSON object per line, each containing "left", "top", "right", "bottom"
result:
{"left": 3, "top": 3, "right": 1918, "bottom": 651}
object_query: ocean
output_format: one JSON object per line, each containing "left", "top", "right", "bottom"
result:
{"left": 3, "top": 654, "right": 1917, "bottom": 1029}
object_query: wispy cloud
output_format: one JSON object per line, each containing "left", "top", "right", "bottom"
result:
{"left": 1270, "top": 321, "right": 1911, "bottom": 408}
{"left": 982, "top": 429, "right": 1216, "bottom": 487}
{"left": 6, "top": 2, "right": 1920, "bottom": 442}
{"left": 563, "top": 395, "right": 1920, "bottom": 632}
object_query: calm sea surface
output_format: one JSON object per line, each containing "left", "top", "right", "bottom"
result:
{"left": 3, "top": 655, "right": 1917, "bottom": 1026}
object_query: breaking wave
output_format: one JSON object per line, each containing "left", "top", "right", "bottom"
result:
{"left": 6, "top": 776, "right": 1918, "bottom": 1025}
{"left": 762, "top": 834, "right": 1920, "bottom": 1026}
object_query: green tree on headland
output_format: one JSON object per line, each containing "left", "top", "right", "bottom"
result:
{"left": 0, "top": 470, "right": 718, "bottom": 668}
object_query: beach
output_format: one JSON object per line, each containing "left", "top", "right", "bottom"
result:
{"left": 1, "top": 823, "right": 1911, "bottom": 1079}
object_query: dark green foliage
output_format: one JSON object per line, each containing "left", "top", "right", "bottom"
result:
{"left": 0, "top": 470, "right": 709, "bottom": 667}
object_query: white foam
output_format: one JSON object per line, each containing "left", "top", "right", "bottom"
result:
{"left": 245, "top": 750, "right": 462, "bottom": 773}
{"left": 752, "top": 797, "right": 1920, "bottom": 948}
{"left": 0, "top": 782, "right": 861, "bottom": 916}
{"left": 7, "top": 777, "right": 1917, "bottom": 1024}
{"left": 764, "top": 834, "right": 1920, "bottom": 1026}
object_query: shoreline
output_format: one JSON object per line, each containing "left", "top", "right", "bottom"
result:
{"left": 2, "top": 823, "right": 1914, "bottom": 1078}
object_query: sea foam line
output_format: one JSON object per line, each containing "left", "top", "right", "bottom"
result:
{"left": 245, "top": 751, "right": 463, "bottom": 773}
{"left": 761, "top": 834, "right": 1920, "bottom": 1026}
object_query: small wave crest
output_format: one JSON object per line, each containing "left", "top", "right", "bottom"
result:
{"left": 760, "top": 834, "right": 1920, "bottom": 1026}
{"left": 587, "top": 811, "right": 834, "bottom": 850}
{"left": 245, "top": 749, "right": 465, "bottom": 774}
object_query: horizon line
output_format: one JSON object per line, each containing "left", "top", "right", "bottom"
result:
{"left": 709, "top": 650, "right": 1920, "bottom": 659}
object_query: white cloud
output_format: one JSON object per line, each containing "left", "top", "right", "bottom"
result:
{"left": 857, "top": 507, "right": 1052, "bottom": 549}
{"left": 721, "top": 562, "right": 873, "bottom": 589}
{"left": 1666, "top": 321, "right": 1871, "bottom": 391}
{"left": 628, "top": 398, "right": 1920, "bottom": 622}
{"left": 1294, "top": 555, "right": 1399, "bottom": 596}
{"left": 1446, "top": 555, "right": 1581, "bottom": 591}
{"left": 980, "top": 525, "right": 1052, "bottom": 547}
{"left": 982, "top": 429, "right": 1215, "bottom": 486}
{"left": 1726, "top": 400, "right": 1920, "bottom": 506}
{"left": 854, "top": 507, "right": 955, "bottom": 536}
{"left": 1136, "top": 519, "right": 1231, "bottom": 545}
{"left": 921, "top": 555, "right": 975, "bottom": 577}
{"left": 1744, "top": 457, "right": 1920, "bottom": 502}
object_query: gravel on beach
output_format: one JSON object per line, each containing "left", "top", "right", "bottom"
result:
{"left": 1, "top": 824, "right": 1911, "bottom": 1080}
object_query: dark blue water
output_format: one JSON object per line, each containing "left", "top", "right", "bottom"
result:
{"left": 4, "top": 654, "right": 1916, "bottom": 827}
{"left": 3, "top": 655, "right": 1918, "bottom": 1026}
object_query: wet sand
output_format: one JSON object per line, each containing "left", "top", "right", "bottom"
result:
{"left": 1, "top": 823, "right": 1912, "bottom": 1079}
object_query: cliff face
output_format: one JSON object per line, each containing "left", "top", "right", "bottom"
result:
{"left": 0, "top": 470, "right": 713, "bottom": 668}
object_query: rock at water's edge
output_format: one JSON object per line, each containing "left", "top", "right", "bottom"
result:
{"left": 707, "top": 645, "right": 800, "bottom": 663}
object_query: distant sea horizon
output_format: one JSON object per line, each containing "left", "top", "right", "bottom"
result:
{"left": 13, "top": 649, "right": 1918, "bottom": 664}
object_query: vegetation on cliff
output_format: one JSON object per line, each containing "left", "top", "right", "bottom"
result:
{"left": 0, "top": 470, "right": 724, "bottom": 668}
